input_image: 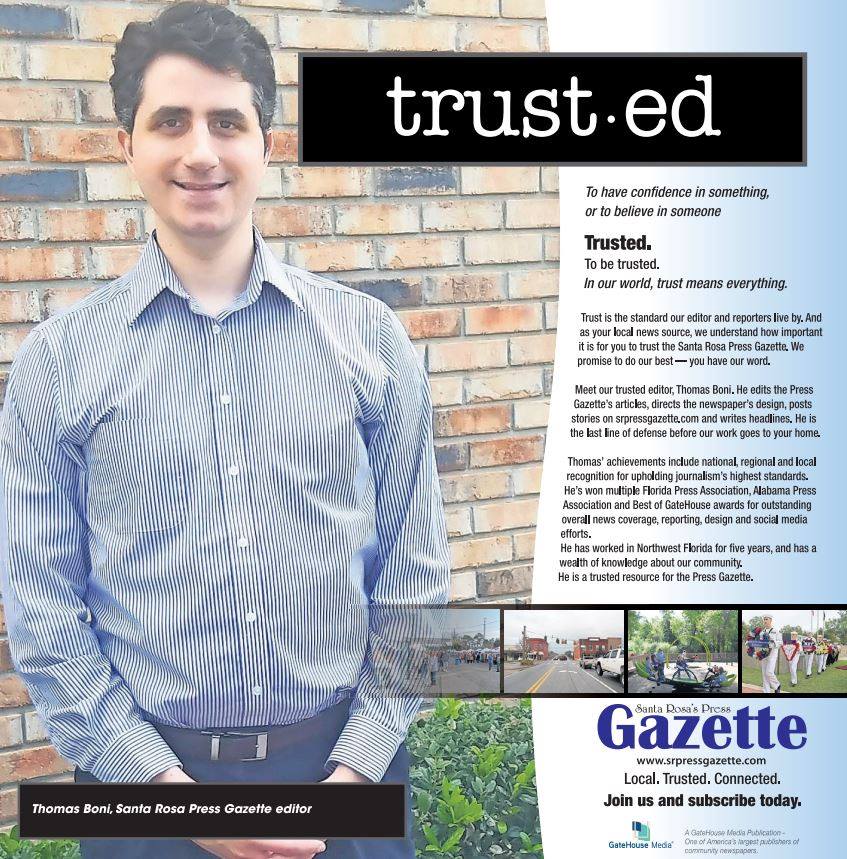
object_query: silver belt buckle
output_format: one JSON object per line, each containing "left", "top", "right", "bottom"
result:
{"left": 248, "top": 733, "right": 269, "bottom": 761}
{"left": 207, "top": 732, "right": 269, "bottom": 762}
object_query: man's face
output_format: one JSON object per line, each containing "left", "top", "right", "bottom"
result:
{"left": 117, "top": 54, "right": 272, "bottom": 241}
{"left": 763, "top": 617, "right": 772, "bottom": 629}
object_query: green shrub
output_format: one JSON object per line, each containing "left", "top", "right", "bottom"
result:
{"left": 0, "top": 828, "right": 78, "bottom": 858}
{"left": 408, "top": 698, "right": 542, "bottom": 858}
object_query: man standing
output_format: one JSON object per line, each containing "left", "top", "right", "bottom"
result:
{"left": 0, "top": 4, "right": 449, "bottom": 858}
{"left": 655, "top": 648, "right": 666, "bottom": 683}
{"left": 760, "top": 613, "right": 781, "bottom": 694}
{"left": 780, "top": 630, "right": 801, "bottom": 687}
{"left": 816, "top": 636, "right": 829, "bottom": 674}
{"left": 428, "top": 653, "right": 439, "bottom": 688}
{"left": 801, "top": 633, "right": 817, "bottom": 678}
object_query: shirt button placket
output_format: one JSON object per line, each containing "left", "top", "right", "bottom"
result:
{"left": 207, "top": 318, "right": 268, "bottom": 720}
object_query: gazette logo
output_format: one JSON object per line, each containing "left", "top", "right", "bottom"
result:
{"left": 633, "top": 821, "right": 651, "bottom": 843}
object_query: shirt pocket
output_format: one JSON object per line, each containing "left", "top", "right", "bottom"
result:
{"left": 86, "top": 418, "right": 188, "bottom": 534}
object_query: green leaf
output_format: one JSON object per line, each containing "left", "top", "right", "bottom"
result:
{"left": 441, "top": 826, "right": 464, "bottom": 851}
{"left": 422, "top": 824, "right": 440, "bottom": 848}
{"left": 417, "top": 790, "right": 432, "bottom": 816}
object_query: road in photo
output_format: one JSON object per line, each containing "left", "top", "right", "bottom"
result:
{"left": 504, "top": 658, "right": 622, "bottom": 694}
{"left": 502, "top": 608, "right": 624, "bottom": 695}
{"left": 424, "top": 659, "right": 501, "bottom": 695}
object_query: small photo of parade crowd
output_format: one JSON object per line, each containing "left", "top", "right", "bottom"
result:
{"left": 426, "top": 647, "right": 499, "bottom": 680}
{"left": 415, "top": 608, "right": 501, "bottom": 696}
{"left": 742, "top": 608, "right": 846, "bottom": 694}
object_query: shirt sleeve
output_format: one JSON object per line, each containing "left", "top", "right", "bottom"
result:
{"left": 326, "top": 307, "right": 450, "bottom": 782}
{"left": 0, "top": 329, "right": 182, "bottom": 783}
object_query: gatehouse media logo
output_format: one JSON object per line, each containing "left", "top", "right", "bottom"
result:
{"left": 633, "top": 821, "right": 651, "bottom": 842}
{"left": 609, "top": 820, "right": 672, "bottom": 849}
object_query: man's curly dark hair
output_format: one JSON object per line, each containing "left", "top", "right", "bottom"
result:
{"left": 110, "top": 1, "right": 276, "bottom": 147}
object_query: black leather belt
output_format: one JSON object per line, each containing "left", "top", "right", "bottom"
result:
{"left": 149, "top": 697, "right": 351, "bottom": 763}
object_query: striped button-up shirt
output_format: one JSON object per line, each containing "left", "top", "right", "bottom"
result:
{"left": 0, "top": 225, "right": 450, "bottom": 784}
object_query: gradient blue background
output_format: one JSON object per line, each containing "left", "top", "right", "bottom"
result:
{"left": 535, "top": 698, "right": 843, "bottom": 855}
{"left": 535, "top": 0, "right": 846, "bottom": 602}
{"left": 535, "top": 4, "right": 846, "bottom": 856}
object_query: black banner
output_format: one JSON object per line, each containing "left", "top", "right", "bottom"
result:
{"left": 300, "top": 53, "right": 805, "bottom": 165}
{"left": 19, "top": 782, "right": 405, "bottom": 839}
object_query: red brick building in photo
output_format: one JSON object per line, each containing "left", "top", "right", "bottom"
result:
{"left": 526, "top": 637, "right": 549, "bottom": 659}
{"left": 573, "top": 636, "right": 622, "bottom": 660}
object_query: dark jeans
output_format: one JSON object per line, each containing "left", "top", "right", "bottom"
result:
{"left": 76, "top": 701, "right": 414, "bottom": 859}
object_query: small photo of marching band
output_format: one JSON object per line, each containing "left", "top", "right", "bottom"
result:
{"left": 741, "top": 608, "right": 846, "bottom": 694}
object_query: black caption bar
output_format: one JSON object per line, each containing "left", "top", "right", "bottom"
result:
{"left": 19, "top": 783, "right": 405, "bottom": 839}
{"left": 300, "top": 53, "right": 805, "bottom": 166}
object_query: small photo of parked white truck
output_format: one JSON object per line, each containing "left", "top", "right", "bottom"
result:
{"left": 595, "top": 648, "right": 625, "bottom": 684}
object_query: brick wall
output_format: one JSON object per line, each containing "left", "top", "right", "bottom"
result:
{"left": 0, "top": 0, "right": 557, "bottom": 818}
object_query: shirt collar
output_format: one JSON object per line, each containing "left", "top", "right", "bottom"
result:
{"left": 125, "top": 224, "right": 303, "bottom": 325}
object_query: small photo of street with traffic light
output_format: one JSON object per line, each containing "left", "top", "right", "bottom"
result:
{"left": 503, "top": 609, "right": 625, "bottom": 694}
{"left": 627, "top": 609, "right": 739, "bottom": 695}
{"left": 741, "top": 608, "right": 846, "bottom": 694}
